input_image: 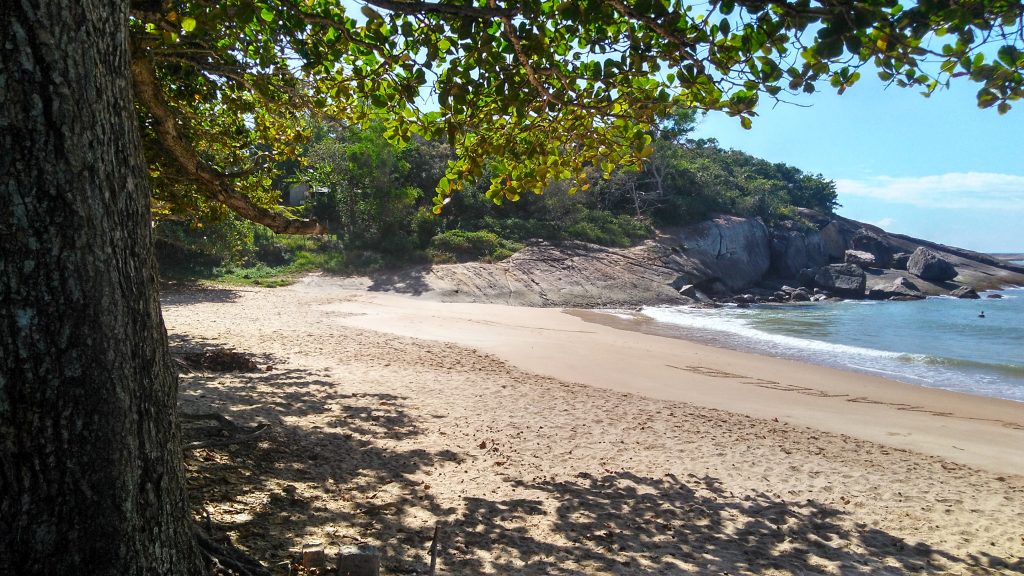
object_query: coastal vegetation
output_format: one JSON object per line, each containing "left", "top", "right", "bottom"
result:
{"left": 4, "top": 1, "right": 1023, "bottom": 575}
{"left": 156, "top": 122, "right": 839, "bottom": 283}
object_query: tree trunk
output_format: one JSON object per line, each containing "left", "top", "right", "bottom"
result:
{"left": 0, "top": 1, "right": 203, "bottom": 574}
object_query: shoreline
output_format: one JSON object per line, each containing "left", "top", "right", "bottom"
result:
{"left": 162, "top": 279, "right": 1024, "bottom": 573}
{"left": 581, "top": 296, "right": 1024, "bottom": 404}
{"left": 299, "top": 280, "right": 1024, "bottom": 476}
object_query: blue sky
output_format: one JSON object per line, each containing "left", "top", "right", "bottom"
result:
{"left": 691, "top": 75, "right": 1024, "bottom": 253}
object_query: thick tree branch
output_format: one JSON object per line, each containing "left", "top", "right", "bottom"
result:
{"left": 130, "top": 54, "right": 324, "bottom": 235}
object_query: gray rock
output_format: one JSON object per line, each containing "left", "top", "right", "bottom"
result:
{"left": 949, "top": 286, "right": 980, "bottom": 299}
{"left": 797, "top": 267, "right": 817, "bottom": 288}
{"left": 814, "top": 263, "right": 867, "bottom": 299}
{"left": 770, "top": 229, "right": 829, "bottom": 280}
{"left": 890, "top": 252, "right": 911, "bottom": 270}
{"left": 845, "top": 250, "right": 877, "bottom": 267}
{"left": 810, "top": 294, "right": 829, "bottom": 302}
{"left": 674, "top": 216, "right": 771, "bottom": 292}
{"left": 987, "top": 293, "right": 1004, "bottom": 299}
{"left": 669, "top": 275, "right": 691, "bottom": 290}
{"left": 867, "top": 277, "right": 924, "bottom": 300}
{"left": 851, "top": 231, "right": 893, "bottom": 268}
{"left": 908, "top": 247, "right": 958, "bottom": 281}
{"left": 678, "top": 284, "right": 699, "bottom": 299}
{"left": 790, "top": 290, "right": 811, "bottom": 302}
{"left": 820, "top": 221, "right": 847, "bottom": 260}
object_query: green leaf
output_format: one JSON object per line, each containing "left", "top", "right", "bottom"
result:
{"left": 181, "top": 17, "right": 196, "bottom": 32}
{"left": 260, "top": 7, "right": 274, "bottom": 22}
{"left": 740, "top": 116, "right": 752, "bottom": 130}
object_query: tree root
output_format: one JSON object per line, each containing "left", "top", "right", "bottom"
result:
{"left": 185, "top": 425, "right": 268, "bottom": 450}
{"left": 181, "top": 412, "right": 269, "bottom": 450}
{"left": 194, "top": 524, "right": 272, "bottom": 576}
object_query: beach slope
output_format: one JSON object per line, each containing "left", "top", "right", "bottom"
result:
{"left": 163, "top": 278, "right": 1024, "bottom": 575}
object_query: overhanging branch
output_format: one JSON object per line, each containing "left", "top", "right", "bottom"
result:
{"left": 364, "top": 0, "right": 518, "bottom": 19}
{"left": 130, "top": 54, "right": 324, "bottom": 235}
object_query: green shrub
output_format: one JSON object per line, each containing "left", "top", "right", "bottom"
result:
{"left": 427, "top": 230, "right": 523, "bottom": 263}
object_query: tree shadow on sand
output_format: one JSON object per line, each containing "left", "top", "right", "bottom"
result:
{"left": 366, "top": 267, "right": 433, "bottom": 296}
{"left": 162, "top": 285, "right": 243, "bottom": 308}
{"left": 172, "top": 335, "right": 457, "bottom": 574}
{"left": 171, "top": 337, "right": 1019, "bottom": 575}
{"left": 446, "top": 471, "right": 1019, "bottom": 575}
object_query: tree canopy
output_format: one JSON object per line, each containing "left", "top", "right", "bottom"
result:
{"left": 131, "top": 0, "right": 1022, "bottom": 232}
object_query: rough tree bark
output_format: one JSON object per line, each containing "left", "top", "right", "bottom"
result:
{"left": 0, "top": 1, "right": 203, "bottom": 574}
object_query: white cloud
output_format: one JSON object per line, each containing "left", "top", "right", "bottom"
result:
{"left": 871, "top": 217, "right": 896, "bottom": 228}
{"left": 835, "top": 172, "right": 1024, "bottom": 211}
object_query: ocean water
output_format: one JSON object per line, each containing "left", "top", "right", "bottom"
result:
{"left": 637, "top": 288, "right": 1024, "bottom": 402}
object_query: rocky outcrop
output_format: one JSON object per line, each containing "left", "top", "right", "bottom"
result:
{"left": 844, "top": 250, "right": 876, "bottom": 267}
{"left": 819, "top": 221, "right": 847, "bottom": 260}
{"left": 867, "top": 277, "right": 924, "bottom": 300}
{"left": 814, "top": 264, "right": 867, "bottom": 299}
{"left": 950, "top": 286, "right": 980, "bottom": 299}
{"left": 770, "top": 228, "right": 827, "bottom": 279}
{"left": 323, "top": 211, "right": 1024, "bottom": 307}
{"left": 908, "top": 247, "right": 958, "bottom": 282}
{"left": 851, "top": 231, "right": 893, "bottom": 268}
{"left": 770, "top": 230, "right": 805, "bottom": 279}
{"left": 667, "top": 216, "right": 770, "bottom": 294}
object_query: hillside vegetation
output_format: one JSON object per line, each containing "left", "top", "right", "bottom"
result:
{"left": 156, "top": 120, "right": 838, "bottom": 284}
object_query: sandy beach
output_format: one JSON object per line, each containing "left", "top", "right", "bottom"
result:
{"left": 163, "top": 275, "right": 1024, "bottom": 575}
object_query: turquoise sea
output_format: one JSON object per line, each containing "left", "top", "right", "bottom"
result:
{"left": 638, "top": 287, "right": 1024, "bottom": 402}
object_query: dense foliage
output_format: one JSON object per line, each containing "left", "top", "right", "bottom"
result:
{"left": 156, "top": 119, "right": 838, "bottom": 279}
{"left": 130, "top": 1, "right": 1024, "bottom": 236}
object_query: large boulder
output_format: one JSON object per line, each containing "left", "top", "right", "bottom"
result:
{"left": 851, "top": 231, "right": 893, "bottom": 268}
{"left": 814, "top": 263, "right": 867, "bottom": 298}
{"left": 867, "top": 277, "right": 924, "bottom": 300}
{"left": 890, "top": 252, "right": 911, "bottom": 270}
{"left": 845, "top": 250, "right": 876, "bottom": 267}
{"left": 819, "top": 221, "right": 848, "bottom": 261}
{"left": 678, "top": 284, "right": 713, "bottom": 303}
{"left": 949, "top": 286, "right": 980, "bottom": 299}
{"left": 770, "top": 229, "right": 828, "bottom": 280}
{"left": 797, "top": 267, "right": 817, "bottom": 288}
{"left": 673, "top": 216, "right": 771, "bottom": 292}
{"left": 907, "top": 247, "right": 958, "bottom": 281}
